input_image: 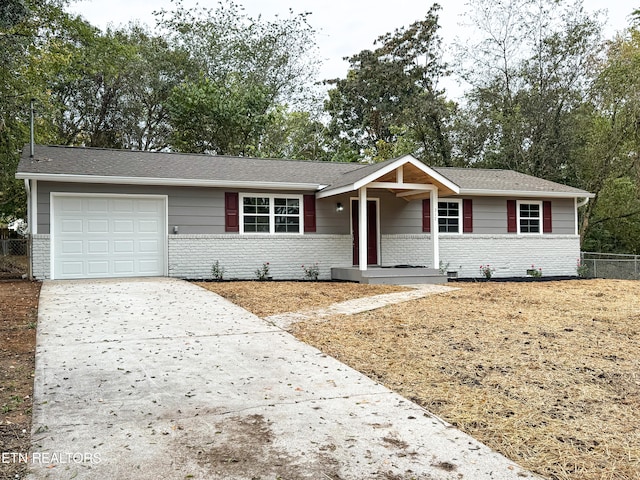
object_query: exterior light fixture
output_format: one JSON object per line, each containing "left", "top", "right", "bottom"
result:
{"left": 336, "top": 202, "right": 344, "bottom": 212}
{"left": 173, "top": 225, "right": 179, "bottom": 234}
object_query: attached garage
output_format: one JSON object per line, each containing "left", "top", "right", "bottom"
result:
{"left": 51, "top": 194, "right": 167, "bottom": 280}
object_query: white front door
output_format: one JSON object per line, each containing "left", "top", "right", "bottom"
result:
{"left": 51, "top": 194, "right": 167, "bottom": 280}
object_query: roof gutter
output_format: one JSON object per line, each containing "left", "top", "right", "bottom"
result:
{"left": 458, "top": 189, "right": 595, "bottom": 199}
{"left": 14, "top": 173, "right": 321, "bottom": 191}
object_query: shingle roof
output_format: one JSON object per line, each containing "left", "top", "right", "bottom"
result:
{"left": 316, "top": 156, "right": 401, "bottom": 192}
{"left": 16, "top": 145, "right": 361, "bottom": 188}
{"left": 16, "top": 145, "right": 593, "bottom": 197}
{"left": 433, "top": 167, "right": 591, "bottom": 196}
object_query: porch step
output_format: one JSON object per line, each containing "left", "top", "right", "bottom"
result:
{"left": 331, "top": 267, "right": 448, "bottom": 285}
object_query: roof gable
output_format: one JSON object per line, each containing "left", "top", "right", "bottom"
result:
{"left": 317, "top": 155, "right": 460, "bottom": 199}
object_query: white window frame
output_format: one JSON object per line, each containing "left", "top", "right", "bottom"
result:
{"left": 437, "top": 199, "right": 462, "bottom": 235}
{"left": 516, "top": 200, "right": 542, "bottom": 235}
{"left": 239, "top": 193, "right": 304, "bottom": 235}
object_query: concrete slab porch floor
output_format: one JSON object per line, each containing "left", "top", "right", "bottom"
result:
{"left": 28, "top": 278, "right": 540, "bottom": 480}
{"left": 331, "top": 266, "right": 448, "bottom": 285}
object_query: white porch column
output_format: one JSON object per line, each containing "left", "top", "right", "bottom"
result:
{"left": 359, "top": 186, "right": 368, "bottom": 271}
{"left": 431, "top": 189, "right": 439, "bottom": 268}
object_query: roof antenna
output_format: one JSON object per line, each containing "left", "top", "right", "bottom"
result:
{"left": 29, "top": 98, "right": 35, "bottom": 158}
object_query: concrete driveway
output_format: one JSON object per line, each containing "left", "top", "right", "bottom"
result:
{"left": 29, "top": 278, "right": 537, "bottom": 479}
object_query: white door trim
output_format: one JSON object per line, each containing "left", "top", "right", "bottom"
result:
{"left": 349, "top": 196, "right": 381, "bottom": 267}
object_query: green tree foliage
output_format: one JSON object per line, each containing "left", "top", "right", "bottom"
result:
{"left": 1, "top": 0, "right": 327, "bottom": 220}
{"left": 324, "top": 4, "right": 452, "bottom": 164}
{"left": 167, "top": 75, "right": 272, "bottom": 155}
{"left": 0, "top": 0, "right": 28, "bottom": 29}
{"left": 3, "top": 0, "right": 640, "bottom": 257}
{"left": 454, "top": 0, "right": 603, "bottom": 184}
{"left": 578, "top": 27, "right": 640, "bottom": 251}
{"left": 156, "top": 0, "right": 324, "bottom": 155}
{"left": 29, "top": 21, "right": 197, "bottom": 150}
{"left": 253, "top": 107, "right": 330, "bottom": 161}
{"left": 155, "top": 0, "right": 321, "bottom": 109}
{"left": 583, "top": 177, "right": 640, "bottom": 253}
{"left": 0, "top": 0, "right": 70, "bottom": 219}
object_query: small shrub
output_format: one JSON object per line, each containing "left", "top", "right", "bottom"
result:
{"left": 480, "top": 264, "right": 495, "bottom": 279}
{"left": 576, "top": 258, "right": 590, "bottom": 278}
{"left": 301, "top": 262, "right": 320, "bottom": 281}
{"left": 211, "top": 260, "right": 225, "bottom": 280}
{"left": 527, "top": 264, "right": 543, "bottom": 278}
{"left": 255, "top": 262, "right": 270, "bottom": 281}
{"left": 439, "top": 260, "right": 450, "bottom": 275}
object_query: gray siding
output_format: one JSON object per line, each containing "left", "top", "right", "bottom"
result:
{"left": 36, "top": 182, "right": 350, "bottom": 235}
{"left": 447, "top": 196, "right": 575, "bottom": 235}
{"left": 316, "top": 193, "right": 351, "bottom": 234}
{"left": 37, "top": 182, "right": 227, "bottom": 235}
{"left": 35, "top": 182, "right": 577, "bottom": 237}
{"left": 469, "top": 197, "right": 507, "bottom": 234}
{"left": 550, "top": 198, "right": 576, "bottom": 234}
{"left": 376, "top": 190, "right": 423, "bottom": 235}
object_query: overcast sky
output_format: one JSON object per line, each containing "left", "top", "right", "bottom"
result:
{"left": 69, "top": 0, "right": 634, "bottom": 98}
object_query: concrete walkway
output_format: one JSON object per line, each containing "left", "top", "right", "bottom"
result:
{"left": 29, "top": 278, "right": 539, "bottom": 480}
{"left": 265, "top": 284, "right": 456, "bottom": 329}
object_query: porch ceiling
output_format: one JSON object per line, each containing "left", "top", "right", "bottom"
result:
{"left": 316, "top": 154, "right": 460, "bottom": 200}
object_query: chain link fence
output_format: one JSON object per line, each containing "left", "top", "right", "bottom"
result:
{"left": 0, "top": 238, "right": 29, "bottom": 279}
{"left": 580, "top": 252, "right": 640, "bottom": 280}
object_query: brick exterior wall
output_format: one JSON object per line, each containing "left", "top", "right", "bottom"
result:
{"left": 168, "top": 234, "right": 353, "bottom": 280}
{"left": 31, "top": 233, "right": 580, "bottom": 280}
{"left": 439, "top": 234, "right": 580, "bottom": 278}
{"left": 31, "top": 234, "right": 50, "bottom": 280}
{"left": 380, "top": 234, "right": 433, "bottom": 267}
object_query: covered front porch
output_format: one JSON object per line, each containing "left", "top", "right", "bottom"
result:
{"left": 318, "top": 155, "right": 459, "bottom": 285}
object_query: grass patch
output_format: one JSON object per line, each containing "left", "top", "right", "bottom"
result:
{"left": 196, "top": 281, "right": 409, "bottom": 318}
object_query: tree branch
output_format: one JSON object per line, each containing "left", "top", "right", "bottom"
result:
{"left": 590, "top": 210, "right": 640, "bottom": 226}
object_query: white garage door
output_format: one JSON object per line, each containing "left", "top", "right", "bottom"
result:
{"left": 52, "top": 194, "right": 167, "bottom": 280}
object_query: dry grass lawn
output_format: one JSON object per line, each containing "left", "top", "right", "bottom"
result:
{"left": 196, "top": 281, "right": 409, "bottom": 317}
{"left": 203, "top": 279, "right": 640, "bottom": 480}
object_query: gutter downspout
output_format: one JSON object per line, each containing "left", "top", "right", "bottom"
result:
{"left": 576, "top": 197, "right": 590, "bottom": 208}
{"left": 575, "top": 197, "right": 590, "bottom": 239}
